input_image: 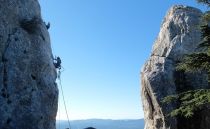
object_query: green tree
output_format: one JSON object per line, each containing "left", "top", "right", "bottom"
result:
{"left": 162, "top": 1, "right": 210, "bottom": 118}
{"left": 196, "top": 0, "right": 210, "bottom": 7}
{"left": 177, "top": 2, "right": 210, "bottom": 83}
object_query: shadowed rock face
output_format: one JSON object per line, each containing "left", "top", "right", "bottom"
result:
{"left": 0, "top": 0, "right": 58, "bottom": 129}
{"left": 141, "top": 5, "right": 210, "bottom": 129}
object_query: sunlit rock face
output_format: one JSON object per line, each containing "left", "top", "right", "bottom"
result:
{"left": 141, "top": 5, "right": 210, "bottom": 129}
{"left": 0, "top": 0, "right": 58, "bottom": 129}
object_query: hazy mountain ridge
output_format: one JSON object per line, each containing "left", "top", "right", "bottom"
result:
{"left": 56, "top": 119, "right": 144, "bottom": 129}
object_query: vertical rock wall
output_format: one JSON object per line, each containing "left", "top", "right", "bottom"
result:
{"left": 0, "top": 0, "right": 58, "bottom": 129}
{"left": 141, "top": 5, "right": 209, "bottom": 129}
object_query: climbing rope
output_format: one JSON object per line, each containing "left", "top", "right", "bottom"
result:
{"left": 57, "top": 69, "right": 72, "bottom": 129}
{"left": 58, "top": 90, "right": 61, "bottom": 129}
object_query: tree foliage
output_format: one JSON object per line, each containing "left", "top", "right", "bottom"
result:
{"left": 196, "top": 0, "right": 210, "bottom": 7}
{"left": 162, "top": 89, "right": 210, "bottom": 117}
{"left": 177, "top": 7, "right": 210, "bottom": 82}
{"left": 163, "top": 1, "right": 210, "bottom": 118}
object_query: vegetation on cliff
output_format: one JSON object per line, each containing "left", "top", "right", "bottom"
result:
{"left": 163, "top": 89, "right": 210, "bottom": 117}
{"left": 197, "top": 0, "right": 210, "bottom": 7}
{"left": 163, "top": 0, "right": 210, "bottom": 118}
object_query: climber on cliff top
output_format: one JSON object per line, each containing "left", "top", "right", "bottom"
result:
{"left": 53, "top": 56, "right": 61, "bottom": 70}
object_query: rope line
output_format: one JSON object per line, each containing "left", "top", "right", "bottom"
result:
{"left": 58, "top": 90, "right": 61, "bottom": 129}
{"left": 58, "top": 70, "right": 72, "bottom": 129}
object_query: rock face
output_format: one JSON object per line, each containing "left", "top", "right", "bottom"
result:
{"left": 141, "top": 5, "right": 210, "bottom": 129}
{"left": 0, "top": 0, "right": 58, "bottom": 129}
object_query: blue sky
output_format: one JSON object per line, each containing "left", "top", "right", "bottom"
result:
{"left": 39, "top": 0, "right": 207, "bottom": 120}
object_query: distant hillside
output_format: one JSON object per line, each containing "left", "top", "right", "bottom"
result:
{"left": 56, "top": 119, "right": 144, "bottom": 129}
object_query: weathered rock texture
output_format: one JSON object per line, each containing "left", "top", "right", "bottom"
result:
{"left": 0, "top": 0, "right": 58, "bottom": 129}
{"left": 141, "top": 5, "right": 210, "bottom": 129}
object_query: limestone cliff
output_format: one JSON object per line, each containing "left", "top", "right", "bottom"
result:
{"left": 141, "top": 5, "right": 210, "bottom": 129}
{"left": 0, "top": 0, "right": 58, "bottom": 129}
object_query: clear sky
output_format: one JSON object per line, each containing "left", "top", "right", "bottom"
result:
{"left": 39, "top": 0, "right": 207, "bottom": 120}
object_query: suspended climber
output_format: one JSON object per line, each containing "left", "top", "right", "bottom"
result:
{"left": 53, "top": 56, "right": 62, "bottom": 79}
{"left": 53, "top": 56, "right": 72, "bottom": 129}
{"left": 54, "top": 56, "right": 62, "bottom": 70}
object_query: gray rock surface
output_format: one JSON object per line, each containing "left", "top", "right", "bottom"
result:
{"left": 141, "top": 5, "right": 209, "bottom": 129}
{"left": 0, "top": 0, "right": 58, "bottom": 129}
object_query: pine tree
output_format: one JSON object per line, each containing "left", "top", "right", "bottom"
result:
{"left": 177, "top": 2, "right": 210, "bottom": 83}
{"left": 196, "top": 0, "right": 210, "bottom": 7}
{"left": 162, "top": 1, "right": 210, "bottom": 118}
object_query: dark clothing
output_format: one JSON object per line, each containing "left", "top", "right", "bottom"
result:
{"left": 54, "top": 57, "right": 61, "bottom": 69}
{"left": 84, "top": 127, "right": 96, "bottom": 129}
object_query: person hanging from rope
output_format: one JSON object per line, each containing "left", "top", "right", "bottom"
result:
{"left": 53, "top": 56, "right": 62, "bottom": 70}
{"left": 53, "top": 56, "right": 63, "bottom": 79}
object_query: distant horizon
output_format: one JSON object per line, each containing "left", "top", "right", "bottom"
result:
{"left": 56, "top": 118, "right": 144, "bottom": 129}
{"left": 56, "top": 118, "right": 144, "bottom": 121}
